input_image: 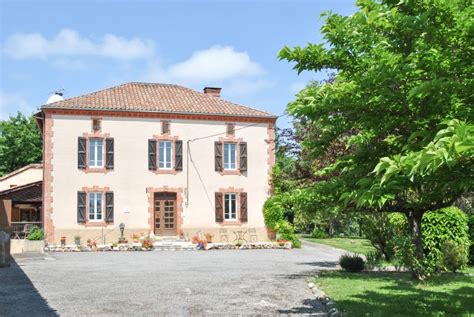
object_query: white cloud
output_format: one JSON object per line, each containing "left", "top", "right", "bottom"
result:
{"left": 0, "top": 92, "right": 36, "bottom": 120}
{"left": 142, "top": 46, "right": 272, "bottom": 95}
{"left": 3, "top": 29, "right": 155, "bottom": 60}
{"left": 2, "top": 29, "right": 272, "bottom": 96}
{"left": 167, "top": 46, "right": 263, "bottom": 83}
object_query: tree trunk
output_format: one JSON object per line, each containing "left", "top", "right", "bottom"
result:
{"left": 407, "top": 210, "right": 425, "bottom": 280}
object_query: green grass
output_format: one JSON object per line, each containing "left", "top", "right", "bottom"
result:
{"left": 315, "top": 269, "right": 474, "bottom": 317}
{"left": 300, "top": 235, "right": 375, "bottom": 254}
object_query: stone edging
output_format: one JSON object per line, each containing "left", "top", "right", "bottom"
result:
{"left": 307, "top": 276, "right": 341, "bottom": 317}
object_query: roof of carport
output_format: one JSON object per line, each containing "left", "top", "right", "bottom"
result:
{"left": 0, "top": 181, "right": 42, "bottom": 203}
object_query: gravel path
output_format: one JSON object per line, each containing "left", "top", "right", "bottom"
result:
{"left": 0, "top": 242, "right": 345, "bottom": 316}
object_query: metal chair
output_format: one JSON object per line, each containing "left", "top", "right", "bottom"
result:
{"left": 20, "top": 224, "right": 35, "bottom": 239}
{"left": 248, "top": 228, "right": 258, "bottom": 242}
{"left": 219, "top": 229, "right": 229, "bottom": 243}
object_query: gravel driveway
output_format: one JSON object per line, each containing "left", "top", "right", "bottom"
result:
{"left": 0, "top": 242, "right": 345, "bottom": 316}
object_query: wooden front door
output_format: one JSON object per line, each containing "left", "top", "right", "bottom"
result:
{"left": 154, "top": 192, "right": 177, "bottom": 235}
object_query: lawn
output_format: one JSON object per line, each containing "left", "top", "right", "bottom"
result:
{"left": 300, "top": 235, "right": 375, "bottom": 254}
{"left": 315, "top": 268, "right": 474, "bottom": 317}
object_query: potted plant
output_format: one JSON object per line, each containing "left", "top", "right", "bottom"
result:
{"left": 74, "top": 235, "right": 81, "bottom": 246}
{"left": 24, "top": 227, "right": 45, "bottom": 253}
{"left": 60, "top": 235, "right": 66, "bottom": 247}
{"left": 191, "top": 235, "right": 200, "bottom": 244}
{"left": 204, "top": 232, "right": 214, "bottom": 243}
{"left": 142, "top": 238, "right": 153, "bottom": 250}
{"left": 277, "top": 239, "right": 287, "bottom": 247}
{"left": 132, "top": 233, "right": 140, "bottom": 243}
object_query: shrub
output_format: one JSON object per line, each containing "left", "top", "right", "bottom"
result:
{"left": 339, "top": 254, "right": 365, "bottom": 272}
{"left": 422, "top": 207, "right": 469, "bottom": 272}
{"left": 365, "top": 250, "right": 383, "bottom": 269}
{"left": 263, "top": 195, "right": 286, "bottom": 229}
{"left": 26, "top": 227, "right": 44, "bottom": 240}
{"left": 441, "top": 241, "right": 468, "bottom": 272}
{"left": 275, "top": 220, "right": 301, "bottom": 248}
{"left": 263, "top": 195, "right": 301, "bottom": 248}
{"left": 468, "top": 215, "right": 474, "bottom": 265}
{"left": 311, "top": 227, "right": 328, "bottom": 239}
{"left": 362, "top": 212, "right": 407, "bottom": 261}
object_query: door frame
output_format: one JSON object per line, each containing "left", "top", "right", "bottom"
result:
{"left": 147, "top": 187, "right": 183, "bottom": 236}
{"left": 153, "top": 192, "right": 177, "bottom": 236}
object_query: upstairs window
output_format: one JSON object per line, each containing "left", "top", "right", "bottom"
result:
{"left": 88, "top": 192, "right": 103, "bottom": 221}
{"left": 224, "top": 193, "right": 237, "bottom": 221}
{"left": 89, "top": 139, "right": 103, "bottom": 168}
{"left": 159, "top": 141, "right": 172, "bottom": 169}
{"left": 223, "top": 143, "right": 237, "bottom": 170}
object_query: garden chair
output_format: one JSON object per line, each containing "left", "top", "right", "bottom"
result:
{"left": 248, "top": 228, "right": 258, "bottom": 242}
{"left": 219, "top": 229, "right": 229, "bottom": 243}
{"left": 20, "top": 224, "right": 35, "bottom": 239}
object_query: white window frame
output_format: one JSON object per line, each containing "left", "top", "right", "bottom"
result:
{"left": 89, "top": 138, "right": 104, "bottom": 168}
{"left": 88, "top": 192, "right": 103, "bottom": 222}
{"left": 223, "top": 143, "right": 237, "bottom": 170}
{"left": 224, "top": 193, "right": 238, "bottom": 221}
{"left": 159, "top": 140, "right": 173, "bottom": 169}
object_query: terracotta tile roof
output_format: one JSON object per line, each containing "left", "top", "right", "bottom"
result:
{"left": 42, "top": 82, "right": 276, "bottom": 118}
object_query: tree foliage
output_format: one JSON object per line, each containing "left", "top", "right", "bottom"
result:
{"left": 0, "top": 113, "right": 43, "bottom": 176}
{"left": 278, "top": 0, "right": 473, "bottom": 278}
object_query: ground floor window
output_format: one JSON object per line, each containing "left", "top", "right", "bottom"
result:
{"left": 224, "top": 193, "right": 237, "bottom": 221}
{"left": 88, "top": 192, "right": 103, "bottom": 221}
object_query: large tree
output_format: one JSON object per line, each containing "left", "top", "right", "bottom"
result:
{"left": 0, "top": 113, "right": 43, "bottom": 176}
{"left": 279, "top": 0, "right": 473, "bottom": 278}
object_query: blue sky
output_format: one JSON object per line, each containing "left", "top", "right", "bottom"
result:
{"left": 0, "top": 0, "right": 356, "bottom": 127}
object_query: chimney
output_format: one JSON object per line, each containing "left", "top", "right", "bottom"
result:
{"left": 203, "top": 87, "right": 221, "bottom": 97}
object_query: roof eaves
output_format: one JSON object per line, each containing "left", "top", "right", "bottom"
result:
{"left": 0, "top": 164, "right": 43, "bottom": 182}
{"left": 40, "top": 106, "right": 278, "bottom": 119}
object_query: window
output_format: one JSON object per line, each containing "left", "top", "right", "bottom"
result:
{"left": 159, "top": 141, "right": 172, "bottom": 169}
{"left": 223, "top": 143, "right": 237, "bottom": 170}
{"left": 224, "top": 193, "right": 237, "bottom": 221}
{"left": 89, "top": 139, "right": 103, "bottom": 167}
{"left": 88, "top": 192, "right": 103, "bottom": 221}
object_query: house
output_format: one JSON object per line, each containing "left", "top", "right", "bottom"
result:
{"left": 34, "top": 83, "right": 277, "bottom": 244}
{"left": 0, "top": 164, "right": 43, "bottom": 235}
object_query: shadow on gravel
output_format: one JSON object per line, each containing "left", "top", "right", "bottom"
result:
{"left": 296, "top": 261, "right": 339, "bottom": 268}
{"left": 277, "top": 298, "right": 323, "bottom": 315}
{"left": 0, "top": 258, "right": 58, "bottom": 316}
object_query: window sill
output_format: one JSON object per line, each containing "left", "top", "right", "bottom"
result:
{"left": 220, "top": 170, "right": 243, "bottom": 176}
{"left": 219, "top": 221, "right": 243, "bottom": 226}
{"left": 151, "top": 169, "right": 178, "bottom": 175}
{"left": 82, "top": 222, "right": 112, "bottom": 227}
{"left": 80, "top": 167, "right": 113, "bottom": 174}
